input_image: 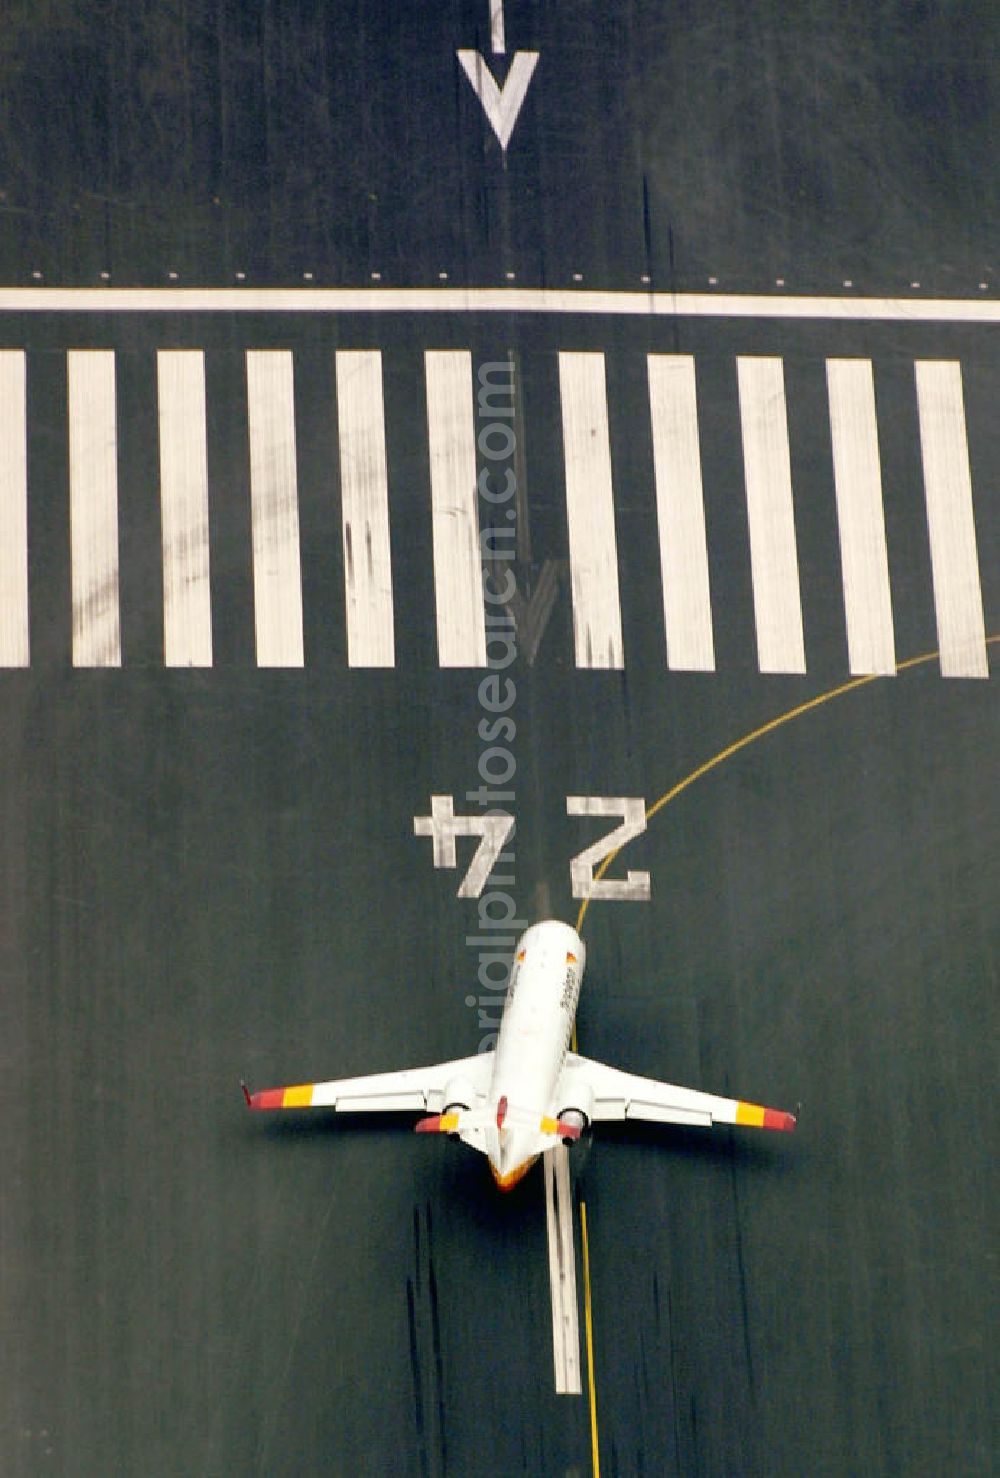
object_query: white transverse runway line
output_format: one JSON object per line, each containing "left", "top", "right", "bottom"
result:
{"left": 914, "top": 361, "right": 988, "bottom": 679}
{"left": 335, "top": 351, "right": 395, "bottom": 668}
{"left": 67, "top": 350, "right": 121, "bottom": 668}
{"left": 0, "top": 351, "right": 29, "bottom": 667}
{"left": 647, "top": 354, "right": 715, "bottom": 671}
{"left": 558, "top": 352, "right": 624, "bottom": 669}
{"left": 157, "top": 351, "right": 213, "bottom": 668}
{"left": 424, "top": 351, "right": 487, "bottom": 667}
{"left": 543, "top": 1147, "right": 582, "bottom": 1395}
{"left": 825, "top": 359, "right": 896, "bottom": 676}
{"left": 737, "top": 356, "right": 806, "bottom": 675}
{"left": 245, "top": 351, "right": 305, "bottom": 668}
{"left": 0, "top": 287, "right": 996, "bottom": 322}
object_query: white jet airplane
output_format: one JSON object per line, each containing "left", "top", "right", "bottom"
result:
{"left": 242, "top": 919, "right": 796, "bottom": 1190}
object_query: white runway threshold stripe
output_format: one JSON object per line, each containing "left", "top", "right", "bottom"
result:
{"left": 335, "top": 351, "right": 395, "bottom": 668}
{"left": 67, "top": 350, "right": 121, "bottom": 668}
{"left": 737, "top": 357, "right": 806, "bottom": 675}
{"left": 0, "top": 286, "right": 997, "bottom": 322}
{"left": 826, "top": 360, "right": 896, "bottom": 676}
{"left": 647, "top": 354, "right": 715, "bottom": 671}
{"left": 0, "top": 351, "right": 29, "bottom": 667}
{"left": 424, "top": 351, "right": 487, "bottom": 668}
{"left": 157, "top": 352, "right": 213, "bottom": 667}
{"left": 246, "top": 351, "right": 304, "bottom": 668}
{"left": 543, "top": 1147, "right": 582, "bottom": 1396}
{"left": 914, "top": 362, "right": 988, "bottom": 679}
{"left": 558, "top": 352, "right": 624, "bottom": 669}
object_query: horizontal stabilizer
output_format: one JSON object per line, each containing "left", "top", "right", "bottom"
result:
{"left": 414, "top": 1112, "right": 461, "bottom": 1134}
{"left": 540, "top": 1115, "right": 582, "bottom": 1140}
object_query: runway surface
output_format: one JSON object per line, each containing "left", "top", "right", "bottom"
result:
{"left": 1, "top": 4, "right": 997, "bottom": 1476}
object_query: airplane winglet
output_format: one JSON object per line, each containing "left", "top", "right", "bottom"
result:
{"left": 240, "top": 1080, "right": 252, "bottom": 1108}
{"left": 736, "top": 1100, "right": 797, "bottom": 1131}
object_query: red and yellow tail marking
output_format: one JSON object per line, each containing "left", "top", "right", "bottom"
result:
{"left": 540, "top": 1115, "right": 583, "bottom": 1140}
{"left": 736, "top": 1101, "right": 797, "bottom": 1131}
{"left": 414, "top": 1112, "right": 460, "bottom": 1134}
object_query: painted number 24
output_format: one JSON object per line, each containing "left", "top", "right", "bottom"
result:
{"left": 413, "top": 795, "right": 651, "bottom": 901}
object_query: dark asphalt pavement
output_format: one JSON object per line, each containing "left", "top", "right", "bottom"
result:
{"left": 1, "top": 4, "right": 997, "bottom": 1476}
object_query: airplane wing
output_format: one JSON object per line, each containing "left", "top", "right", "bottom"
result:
{"left": 561, "top": 1051, "right": 796, "bottom": 1131}
{"left": 242, "top": 1052, "right": 493, "bottom": 1115}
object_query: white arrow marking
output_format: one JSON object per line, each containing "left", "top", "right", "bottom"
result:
{"left": 457, "top": 49, "right": 539, "bottom": 151}
{"left": 503, "top": 559, "right": 564, "bottom": 665}
{"left": 490, "top": 0, "right": 506, "bottom": 54}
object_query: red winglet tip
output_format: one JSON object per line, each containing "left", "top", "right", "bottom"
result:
{"left": 414, "top": 1115, "right": 441, "bottom": 1134}
{"left": 764, "top": 1107, "right": 797, "bottom": 1132}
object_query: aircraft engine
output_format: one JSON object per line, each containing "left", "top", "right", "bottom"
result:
{"left": 442, "top": 1074, "right": 477, "bottom": 1117}
{"left": 556, "top": 1080, "right": 595, "bottom": 1143}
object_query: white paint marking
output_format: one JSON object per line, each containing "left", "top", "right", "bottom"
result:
{"left": 0, "top": 352, "right": 29, "bottom": 666}
{"left": 412, "top": 796, "right": 514, "bottom": 897}
{"left": 647, "top": 355, "right": 715, "bottom": 671}
{"left": 558, "top": 352, "right": 624, "bottom": 669}
{"left": 424, "top": 352, "right": 487, "bottom": 668}
{"left": 0, "top": 287, "right": 997, "bottom": 320}
{"left": 544, "top": 1148, "right": 582, "bottom": 1395}
{"left": 914, "top": 362, "right": 988, "bottom": 678}
{"left": 157, "top": 351, "right": 213, "bottom": 667}
{"left": 736, "top": 357, "right": 806, "bottom": 674}
{"left": 456, "top": 51, "right": 539, "bottom": 151}
{"left": 335, "top": 351, "right": 395, "bottom": 667}
{"left": 67, "top": 350, "right": 121, "bottom": 668}
{"left": 490, "top": 0, "right": 506, "bottom": 54}
{"left": 826, "top": 360, "right": 895, "bottom": 676}
{"left": 245, "top": 351, "right": 304, "bottom": 667}
{"left": 543, "top": 1154, "right": 566, "bottom": 1392}
{"left": 567, "top": 796, "right": 650, "bottom": 901}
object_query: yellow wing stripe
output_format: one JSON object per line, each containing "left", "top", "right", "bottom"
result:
{"left": 282, "top": 1084, "right": 315, "bottom": 1108}
{"left": 736, "top": 1101, "right": 766, "bottom": 1127}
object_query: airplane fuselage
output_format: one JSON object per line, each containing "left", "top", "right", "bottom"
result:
{"left": 483, "top": 920, "right": 585, "bottom": 1188}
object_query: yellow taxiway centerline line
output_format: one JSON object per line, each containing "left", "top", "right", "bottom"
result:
{"left": 579, "top": 1200, "right": 601, "bottom": 1478}
{"left": 571, "top": 636, "right": 997, "bottom": 1477}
